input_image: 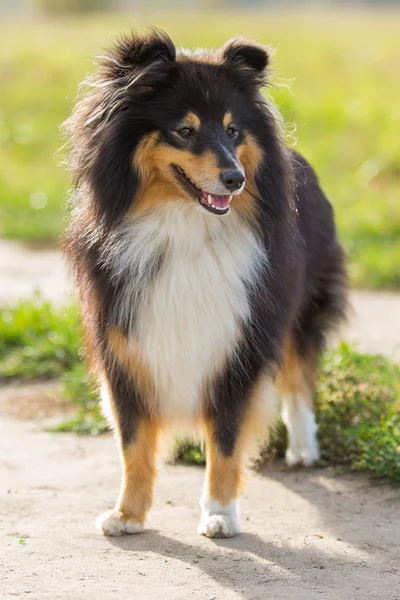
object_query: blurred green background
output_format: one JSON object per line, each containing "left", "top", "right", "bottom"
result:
{"left": 1, "top": 1, "right": 400, "bottom": 480}
{"left": 1, "top": 1, "right": 399, "bottom": 288}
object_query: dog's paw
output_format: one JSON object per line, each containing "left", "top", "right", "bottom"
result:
{"left": 96, "top": 510, "right": 144, "bottom": 537}
{"left": 198, "top": 514, "right": 240, "bottom": 538}
{"left": 285, "top": 442, "right": 320, "bottom": 467}
{"left": 199, "top": 496, "right": 240, "bottom": 538}
{"left": 282, "top": 398, "right": 320, "bottom": 467}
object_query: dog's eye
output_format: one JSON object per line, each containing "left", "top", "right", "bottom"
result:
{"left": 227, "top": 125, "right": 237, "bottom": 137}
{"left": 176, "top": 127, "right": 194, "bottom": 138}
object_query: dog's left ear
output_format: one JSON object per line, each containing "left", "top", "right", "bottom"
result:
{"left": 222, "top": 38, "right": 270, "bottom": 87}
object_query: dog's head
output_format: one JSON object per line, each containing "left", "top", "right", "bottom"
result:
{"left": 67, "top": 29, "right": 287, "bottom": 226}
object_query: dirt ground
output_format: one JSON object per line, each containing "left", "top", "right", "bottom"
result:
{"left": 0, "top": 240, "right": 70, "bottom": 305}
{"left": 1, "top": 240, "right": 400, "bottom": 599}
{"left": 1, "top": 414, "right": 399, "bottom": 600}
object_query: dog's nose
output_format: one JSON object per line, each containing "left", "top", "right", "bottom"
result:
{"left": 220, "top": 170, "right": 245, "bottom": 192}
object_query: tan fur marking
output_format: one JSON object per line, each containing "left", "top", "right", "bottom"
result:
{"left": 276, "top": 338, "right": 316, "bottom": 408}
{"left": 229, "top": 189, "right": 256, "bottom": 220}
{"left": 240, "top": 370, "right": 278, "bottom": 455}
{"left": 204, "top": 376, "right": 276, "bottom": 506}
{"left": 116, "top": 420, "right": 159, "bottom": 524}
{"left": 132, "top": 131, "right": 168, "bottom": 187}
{"left": 183, "top": 112, "right": 201, "bottom": 130}
{"left": 223, "top": 112, "right": 233, "bottom": 129}
{"left": 108, "top": 327, "right": 154, "bottom": 397}
{"left": 232, "top": 131, "right": 264, "bottom": 218}
{"left": 237, "top": 131, "right": 263, "bottom": 180}
{"left": 132, "top": 133, "right": 223, "bottom": 215}
{"left": 205, "top": 422, "right": 243, "bottom": 507}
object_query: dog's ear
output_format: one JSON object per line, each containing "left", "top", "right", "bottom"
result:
{"left": 97, "top": 29, "right": 176, "bottom": 90}
{"left": 222, "top": 38, "right": 270, "bottom": 87}
{"left": 87, "top": 29, "right": 175, "bottom": 127}
{"left": 65, "top": 30, "right": 176, "bottom": 230}
{"left": 113, "top": 29, "right": 176, "bottom": 70}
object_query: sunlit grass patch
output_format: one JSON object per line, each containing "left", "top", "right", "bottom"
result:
{"left": 0, "top": 300, "right": 80, "bottom": 381}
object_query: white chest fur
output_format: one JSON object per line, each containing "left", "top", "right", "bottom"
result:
{"left": 104, "top": 202, "right": 267, "bottom": 419}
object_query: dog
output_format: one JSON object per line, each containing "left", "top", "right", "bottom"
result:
{"left": 63, "top": 29, "right": 347, "bottom": 538}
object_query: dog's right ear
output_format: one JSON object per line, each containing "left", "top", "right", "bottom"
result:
{"left": 105, "top": 29, "right": 176, "bottom": 75}
{"left": 66, "top": 30, "right": 177, "bottom": 228}
{"left": 115, "top": 29, "right": 176, "bottom": 68}
{"left": 93, "top": 29, "right": 176, "bottom": 100}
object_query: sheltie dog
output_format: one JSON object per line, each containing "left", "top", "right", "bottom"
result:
{"left": 63, "top": 29, "right": 347, "bottom": 538}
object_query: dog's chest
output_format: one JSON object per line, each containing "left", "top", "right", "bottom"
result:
{"left": 109, "top": 204, "right": 266, "bottom": 417}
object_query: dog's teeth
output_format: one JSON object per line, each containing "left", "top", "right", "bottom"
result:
{"left": 229, "top": 195, "right": 233, "bottom": 202}
{"left": 208, "top": 194, "right": 212, "bottom": 205}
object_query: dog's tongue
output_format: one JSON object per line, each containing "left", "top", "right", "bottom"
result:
{"left": 201, "top": 192, "right": 232, "bottom": 209}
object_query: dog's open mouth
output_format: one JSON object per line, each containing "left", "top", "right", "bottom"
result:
{"left": 172, "top": 165, "right": 232, "bottom": 215}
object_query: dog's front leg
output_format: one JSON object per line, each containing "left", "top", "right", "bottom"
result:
{"left": 199, "top": 364, "right": 276, "bottom": 538}
{"left": 198, "top": 420, "right": 243, "bottom": 538}
{"left": 199, "top": 369, "right": 256, "bottom": 539}
{"left": 96, "top": 354, "right": 159, "bottom": 536}
{"left": 97, "top": 416, "right": 159, "bottom": 536}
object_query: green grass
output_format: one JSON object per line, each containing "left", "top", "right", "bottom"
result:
{"left": 0, "top": 300, "right": 80, "bottom": 381}
{"left": 0, "top": 300, "right": 108, "bottom": 434}
{"left": 317, "top": 347, "right": 400, "bottom": 482}
{"left": 1, "top": 301, "right": 400, "bottom": 482}
{"left": 0, "top": 9, "right": 400, "bottom": 286}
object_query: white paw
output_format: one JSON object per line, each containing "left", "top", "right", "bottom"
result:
{"left": 96, "top": 510, "right": 144, "bottom": 537}
{"left": 198, "top": 495, "right": 240, "bottom": 538}
{"left": 282, "top": 395, "right": 320, "bottom": 467}
{"left": 198, "top": 514, "right": 240, "bottom": 538}
{"left": 285, "top": 443, "right": 320, "bottom": 467}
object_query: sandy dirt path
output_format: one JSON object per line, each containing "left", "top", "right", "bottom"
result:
{"left": 1, "top": 415, "right": 400, "bottom": 600}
